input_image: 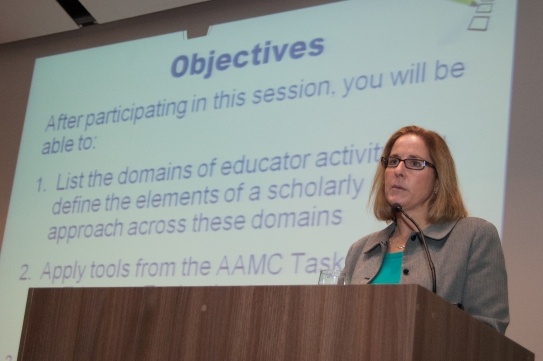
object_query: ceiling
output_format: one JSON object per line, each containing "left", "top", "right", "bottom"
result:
{"left": 0, "top": 0, "right": 209, "bottom": 45}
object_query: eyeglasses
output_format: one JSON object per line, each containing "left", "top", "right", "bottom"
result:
{"left": 381, "top": 156, "right": 435, "bottom": 170}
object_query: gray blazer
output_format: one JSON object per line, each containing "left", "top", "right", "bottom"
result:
{"left": 342, "top": 217, "right": 509, "bottom": 333}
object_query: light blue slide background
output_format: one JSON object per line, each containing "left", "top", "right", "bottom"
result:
{"left": 0, "top": 0, "right": 517, "bottom": 356}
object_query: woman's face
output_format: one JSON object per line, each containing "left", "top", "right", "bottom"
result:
{"left": 384, "top": 134, "right": 438, "bottom": 217}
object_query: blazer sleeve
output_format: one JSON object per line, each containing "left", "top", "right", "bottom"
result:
{"left": 462, "top": 219, "right": 509, "bottom": 334}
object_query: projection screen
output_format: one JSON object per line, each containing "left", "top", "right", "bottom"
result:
{"left": 0, "top": 0, "right": 517, "bottom": 356}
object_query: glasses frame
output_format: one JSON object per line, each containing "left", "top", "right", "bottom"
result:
{"left": 381, "top": 156, "right": 436, "bottom": 170}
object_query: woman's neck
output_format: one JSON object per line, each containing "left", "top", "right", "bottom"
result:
{"left": 395, "top": 212, "right": 428, "bottom": 236}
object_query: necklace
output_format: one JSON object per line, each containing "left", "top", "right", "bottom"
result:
{"left": 388, "top": 241, "right": 405, "bottom": 250}
{"left": 388, "top": 231, "right": 406, "bottom": 250}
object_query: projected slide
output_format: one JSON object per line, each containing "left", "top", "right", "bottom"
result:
{"left": 0, "top": 0, "right": 517, "bottom": 357}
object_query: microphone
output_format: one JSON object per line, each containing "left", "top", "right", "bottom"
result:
{"left": 391, "top": 203, "right": 437, "bottom": 294}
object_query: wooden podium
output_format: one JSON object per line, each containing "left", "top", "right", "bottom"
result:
{"left": 17, "top": 285, "right": 533, "bottom": 361}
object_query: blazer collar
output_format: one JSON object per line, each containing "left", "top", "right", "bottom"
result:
{"left": 362, "top": 219, "right": 461, "bottom": 254}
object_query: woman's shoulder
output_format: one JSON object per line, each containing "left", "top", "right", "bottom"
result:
{"left": 455, "top": 216, "right": 499, "bottom": 232}
{"left": 350, "top": 224, "right": 393, "bottom": 250}
{"left": 446, "top": 216, "right": 501, "bottom": 245}
{"left": 425, "top": 216, "right": 499, "bottom": 242}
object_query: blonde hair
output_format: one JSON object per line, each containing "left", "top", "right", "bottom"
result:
{"left": 371, "top": 125, "right": 467, "bottom": 223}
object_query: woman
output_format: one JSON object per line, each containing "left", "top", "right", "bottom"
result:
{"left": 342, "top": 125, "right": 509, "bottom": 333}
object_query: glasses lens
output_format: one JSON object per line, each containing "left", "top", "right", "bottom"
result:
{"left": 405, "top": 159, "right": 424, "bottom": 169}
{"left": 386, "top": 157, "right": 399, "bottom": 167}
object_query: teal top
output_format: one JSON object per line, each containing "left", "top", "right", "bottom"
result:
{"left": 369, "top": 252, "right": 403, "bottom": 284}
